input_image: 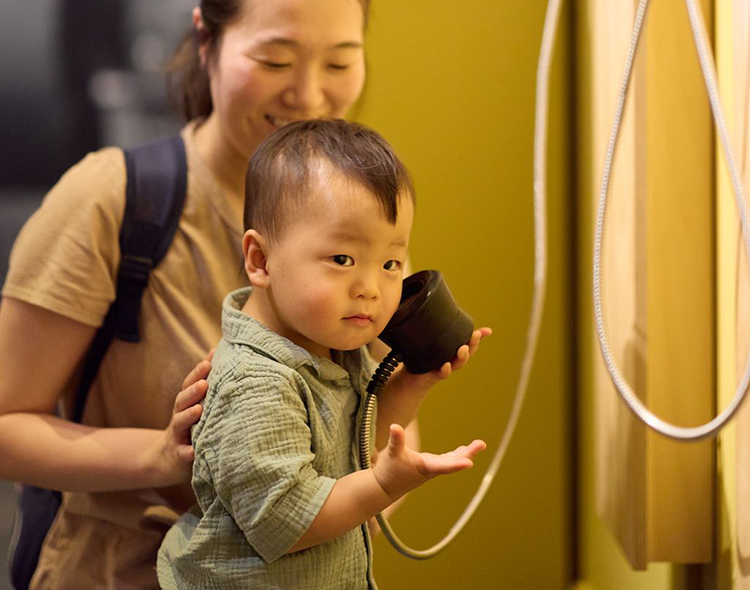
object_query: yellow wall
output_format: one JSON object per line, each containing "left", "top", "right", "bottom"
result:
{"left": 356, "top": 0, "right": 744, "bottom": 588}
{"left": 352, "top": 0, "right": 745, "bottom": 588}
{"left": 354, "top": 1, "right": 572, "bottom": 588}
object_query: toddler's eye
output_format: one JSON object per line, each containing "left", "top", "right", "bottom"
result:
{"left": 383, "top": 260, "right": 401, "bottom": 271}
{"left": 328, "top": 63, "right": 350, "bottom": 71}
{"left": 332, "top": 255, "right": 354, "bottom": 266}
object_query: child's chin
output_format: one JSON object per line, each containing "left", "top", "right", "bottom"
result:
{"left": 331, "top": 338, "right": 372, "bottom": 352}
{"left": 335, "top": 345, "right": 367, "bottom": 353}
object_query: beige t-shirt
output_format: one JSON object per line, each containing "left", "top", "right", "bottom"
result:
{"left": 3, "top": 122, "right": 247, "bottom": 589}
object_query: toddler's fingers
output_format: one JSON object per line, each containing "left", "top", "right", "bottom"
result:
{"left": 464, "top": 439, "right": 487, "bottom": 458}
{"left": 468, "top": 328, "right": 492, "bottom": 355}
{"left": 423, "top": 361, "right": 451, "bottom": 380}
{"left": 428, "top": 455, "right": 475, "bottom": 474}
{"left": 446, "top": 440, "right": 485, "bottom": 459}
{"left": 439, "top": 361, "right": 452, "bottom": 378}
{"left": 457, "top": 344, "right": 470, "bottom": 361}
{"left": 448, "top": 445, "right": 468, "bottom": 456}
{"left": 388, "top": 424, "right": 407, "bottom": 451}
{"left": 467, "top": 331, "right": 481, "bottom": 355}
{"left": 450, "top": 345, "right": 470, "bottom": 370}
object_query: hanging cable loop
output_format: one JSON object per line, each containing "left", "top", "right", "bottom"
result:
{"left": 593, "top": 0, "right": 750, "bottom": 441}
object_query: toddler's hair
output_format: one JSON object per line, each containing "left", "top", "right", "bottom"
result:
{"left": 244, "top": 119, "right": 414, "bottom": 241}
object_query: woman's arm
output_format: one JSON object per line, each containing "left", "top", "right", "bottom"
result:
{"left": 0, "top": 297, "right": 205, "bottom": 491}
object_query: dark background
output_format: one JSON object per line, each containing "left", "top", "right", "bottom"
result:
{"left": 0, "top": 2, "right": 194, "bottom": 586}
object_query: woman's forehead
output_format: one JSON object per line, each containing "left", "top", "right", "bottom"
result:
{"left": 236, "top": 0, "right": 365, "bottom": 41}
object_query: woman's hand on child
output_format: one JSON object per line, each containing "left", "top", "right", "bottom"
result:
{"left": 172, "top": 353, "right": 213, "bottom": 460}
{"left": 146, "top": 352, "right": 212, "bottom": 486}
{"left": 372, "top": 423, "right": 486, "bottom": 502}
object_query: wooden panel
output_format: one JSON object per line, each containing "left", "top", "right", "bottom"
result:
{"left": 644, "top": 0, "right": 715, "bottom": 564}
{"left": 732, "top": 0, "right": 750, "bottom": 586}
{"left": 593, "top": 0, "right": 714, "bottom": 568}
{"left": 592, "top": 0, "right": 648, "bottom": 568}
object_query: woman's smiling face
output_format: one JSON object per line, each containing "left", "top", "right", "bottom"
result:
{"left": 203, "top": 0, "right": 366, "bottom": 161}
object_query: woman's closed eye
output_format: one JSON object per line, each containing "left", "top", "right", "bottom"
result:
{"left": 254, "top": 58, "right": 291, "bottom": 70}
{"left": 332, "top": 255, "right": 354, "bottom": 267}
{"left": 265, "top": 62, "right": 291, "bottom": 69}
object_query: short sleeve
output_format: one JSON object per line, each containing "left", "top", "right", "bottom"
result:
{"left": 2, "top": 148, "right": 126, "bottom": 327}
{"left": 196, "top": 365, "right": 335, "bottom": 563}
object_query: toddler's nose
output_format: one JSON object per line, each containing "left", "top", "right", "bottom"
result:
{"left": 354, "top": 275, "right": 379, "bottom": 300}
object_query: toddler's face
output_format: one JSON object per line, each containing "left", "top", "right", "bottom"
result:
{"left": 263, "top": 169, "right": 413, "bottom": 358}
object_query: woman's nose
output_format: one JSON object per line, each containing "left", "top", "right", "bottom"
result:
{"left": 282, "top": 68, "right": 325, "bottom": 113}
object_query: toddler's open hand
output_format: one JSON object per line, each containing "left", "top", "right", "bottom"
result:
{"left": 373, "top": 424, "right": 486, "bottom": 502}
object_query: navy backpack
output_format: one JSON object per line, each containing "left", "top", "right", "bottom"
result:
{"left": 9, "top": 135, "right": 187, "bottom": 590}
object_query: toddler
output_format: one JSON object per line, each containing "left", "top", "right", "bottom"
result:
{"left": 157, "top": 119, "right": 487, "bottom": 589}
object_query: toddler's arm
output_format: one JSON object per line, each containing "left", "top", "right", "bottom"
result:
{"left": 288, "top": 424, "right": 485, "bottom": 553}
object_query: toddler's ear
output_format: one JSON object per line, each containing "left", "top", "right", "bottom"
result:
{"left": 243, "top": 230, "right": 270, "bottom": 289}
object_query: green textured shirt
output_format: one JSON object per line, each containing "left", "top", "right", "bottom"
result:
{"left": 158, "top": 287, "right": 378, "bottom": 589}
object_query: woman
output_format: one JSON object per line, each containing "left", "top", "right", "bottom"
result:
{"left": 0, "top": 0, "right": 376, "bottom": 587}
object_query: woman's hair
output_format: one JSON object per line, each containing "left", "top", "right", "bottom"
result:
{"left": 167, "top": 0, "right": 371, "bottom": 122}
{"left": 244, "top": 119, "right": 414, "bottom": 241}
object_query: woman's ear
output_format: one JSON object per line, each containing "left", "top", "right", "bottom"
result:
{"left": 192, "top": 6, "right": 209, "bottom": 67}
{"left": 243, "top": 230, "right": 271, "bottom": 289}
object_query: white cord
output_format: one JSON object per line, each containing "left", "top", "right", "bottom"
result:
{"left": 594, "top": 0, "right": 750, "bottom": 441}
{"left": 367, "top": 0, "right": 560, "bottom": 559}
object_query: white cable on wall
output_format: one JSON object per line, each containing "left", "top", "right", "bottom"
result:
{"left": 593, "top": 0, "right": 750, "bottom": 441}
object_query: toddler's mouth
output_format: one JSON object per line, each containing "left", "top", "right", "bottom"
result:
{"left": 344, "top": 315, "right": 373, "bottom": 326}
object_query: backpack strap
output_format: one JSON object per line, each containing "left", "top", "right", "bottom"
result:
{"left": 72, "top": 135, "right": 187, "bottom": 422}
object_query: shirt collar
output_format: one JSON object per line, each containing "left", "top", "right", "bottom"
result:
{"left": 221, "top": 287, "right": 371, "bottom": 383}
